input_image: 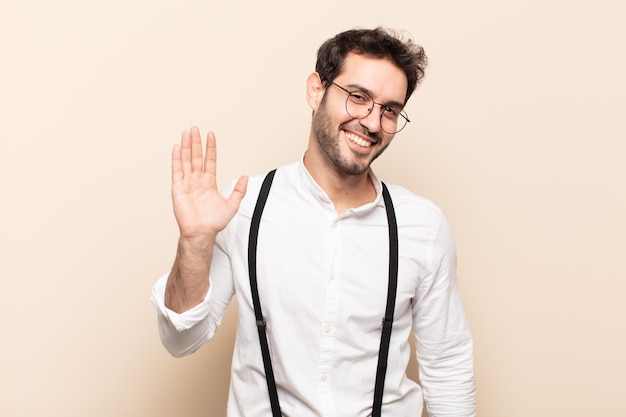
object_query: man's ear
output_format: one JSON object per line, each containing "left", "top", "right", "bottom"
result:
{"left": 306, "top": 72, "right": 325, "bottom": 111}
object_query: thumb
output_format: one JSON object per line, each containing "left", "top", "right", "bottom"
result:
{"left": 226, "top": 175, "right": 248, "bottom": 210}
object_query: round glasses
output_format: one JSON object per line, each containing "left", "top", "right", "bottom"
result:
{"left": 331, "top": 82, "right": 410, "bottom": 134}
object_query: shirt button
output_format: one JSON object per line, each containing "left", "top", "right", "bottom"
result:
{"left": 321, "top": 374, "right": 328, "bottom": 382}
{"left": 329, "top": 273, "right": 335, "bottom": 281}
{"left": 324, "top": 325, "right": 332, "bottom": 334}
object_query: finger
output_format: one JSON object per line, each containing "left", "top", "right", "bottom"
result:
{"left": 204, "top": 131, "right": 217, "bottom": 180}
{"left": 190, "top": 126, "right": 204, "bottom": 173}
{"left": 226, "top": 175, "right": 249, "bottom": 210}
{"left": 172, "top": 144, "right": 183, "bottom": 184}
{"left": 181, "top": 130, "right": 192, "bottom": 174}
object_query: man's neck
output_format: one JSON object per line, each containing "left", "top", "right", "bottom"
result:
{"left": 303, "top": 152, "right": 377, "bottom": 215}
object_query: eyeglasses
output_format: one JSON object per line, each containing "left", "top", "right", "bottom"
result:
{"left": 330, "top": 82, "right": 410, "bottom": 134}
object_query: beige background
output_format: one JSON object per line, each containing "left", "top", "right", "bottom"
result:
{"left": 1, "top": 0, "right": 625, "bottom": 416}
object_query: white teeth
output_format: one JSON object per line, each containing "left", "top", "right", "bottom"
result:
{"left": 345, "top": 131, "right": 371, "bottom": 148}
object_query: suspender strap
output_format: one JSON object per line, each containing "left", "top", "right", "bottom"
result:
{"left": 372, "top": 183, "right": 399, "bottom": 417}
{"left": 248, "top": 169, "right": 281, "bottom": 417}
{"left": 248, "top": 170, "right": 399, "bottom": 416}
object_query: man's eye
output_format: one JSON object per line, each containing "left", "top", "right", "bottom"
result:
{"left": 383, "top": 106, "right": 399, "bottom": 118}
{"left": 350, "top": 93, "right": 368, "bottom": 103}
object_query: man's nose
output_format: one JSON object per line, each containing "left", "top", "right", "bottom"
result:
{"left": 357, "top": 106, "right": 382, "bottom": 133}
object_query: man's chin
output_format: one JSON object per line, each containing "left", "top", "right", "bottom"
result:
{"left": 332, "top": 158, "right": 372, "bottom": 176}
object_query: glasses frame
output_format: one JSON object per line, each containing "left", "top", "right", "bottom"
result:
{"left": 330, "top": 82, "right": 410, "bottom": 134}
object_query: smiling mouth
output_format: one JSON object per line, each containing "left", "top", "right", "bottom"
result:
{"left": 344, "top": 130, "right": 373, "bottom": 148}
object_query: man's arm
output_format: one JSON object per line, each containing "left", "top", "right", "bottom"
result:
{"left": 413, "top": 216, "right": 476, "bottom": 417}
{"left": 164, "top": 126, "right": 247, "bottom": 313}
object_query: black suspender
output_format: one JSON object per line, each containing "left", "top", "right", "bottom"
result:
{"left": 248, "top": 169, "right": 281, "bottom": 415}
{"left": 372, "top": 183, "right": 399, "bottom": 417}
{"left": 247, "top": 169, "right": 399, "bottom": 416}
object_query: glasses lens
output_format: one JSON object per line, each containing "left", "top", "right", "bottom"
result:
{"left": 382, "top": 109, "right": 409, "bottom": 134}
{"left": 345, "top": 92, "right": 374, "bottom": 119}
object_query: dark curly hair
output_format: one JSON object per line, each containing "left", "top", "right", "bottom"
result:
{"left": 315, "top": 27, "right": 428, "bottom": 103}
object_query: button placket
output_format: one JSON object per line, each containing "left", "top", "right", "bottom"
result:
{"left": 317, "top": 219, "right": 341, "bottom": 415}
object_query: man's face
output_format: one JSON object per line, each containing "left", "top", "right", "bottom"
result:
{"left": 311, "top": 53, "right": 408, "bottom": 176}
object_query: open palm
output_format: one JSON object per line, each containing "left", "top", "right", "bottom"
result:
{"left": 171, "top": 127, "right": 247, "bottom": 240}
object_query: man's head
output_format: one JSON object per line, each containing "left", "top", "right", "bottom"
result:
{"left": 304, "top": 28, "right": 427, "bottom": 178}
{"left": 315, "top": 27, "right": 428, "bottom": 104}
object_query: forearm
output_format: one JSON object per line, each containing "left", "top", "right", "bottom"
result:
{"left": 165, "top": 235, "right": 215, "bottom": 313}
{"left": 416, "top": 290, "right": 476, "bottom": 416}
{"left": 152, "top": 232, "right": 235, "bottom": 356}
{"left": 420, "top": 334, "right": 476, "bottom": 416}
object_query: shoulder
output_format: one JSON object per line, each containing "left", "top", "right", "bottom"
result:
{"left": 382, "top": 182, "right": 445, "bottom": 222}
{"left": 383, "top": 182, "right": 457, "bottom": 258}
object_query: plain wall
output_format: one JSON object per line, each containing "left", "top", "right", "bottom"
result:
{"left": 1, "top": 1, "right": 625, "bottom": 416}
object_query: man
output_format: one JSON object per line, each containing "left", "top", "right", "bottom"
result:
{"left": 152, "top": 27, "right": 475, "bottom": 416}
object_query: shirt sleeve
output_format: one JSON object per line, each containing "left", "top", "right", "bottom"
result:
{"left": 150, "top": 230, "right": 236, "bottom": 358}
{"left": 150, "top": 273, "right": 216, "bottom": 357}
{"left": 412, "top": 215, "right": 476, "bottom": 417}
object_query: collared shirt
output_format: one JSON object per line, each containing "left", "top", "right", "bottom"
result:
{"left": 152, "top": 160, "right": 475, "bottom": 417}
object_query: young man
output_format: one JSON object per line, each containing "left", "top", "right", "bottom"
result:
{"left": 152, "top": 28, "right": 476, "bottom": 416}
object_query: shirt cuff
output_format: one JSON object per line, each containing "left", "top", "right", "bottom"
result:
{"left": 151, "top": 273, "right": 213, "bottom": 332}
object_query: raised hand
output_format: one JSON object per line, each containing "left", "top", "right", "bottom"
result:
{"left": 171, "top": 126, "right": 248, "bottom": 241}
{"left": 165, "top": 127, "right": 247, "bottom": 312}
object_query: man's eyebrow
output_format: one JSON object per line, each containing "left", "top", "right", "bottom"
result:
{"left": 344, "top": 83, "right": 405, "bottom": 108}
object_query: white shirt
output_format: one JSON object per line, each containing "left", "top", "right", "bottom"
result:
{"left": 152, "top": 160, "right": 475, "bottom": 417}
